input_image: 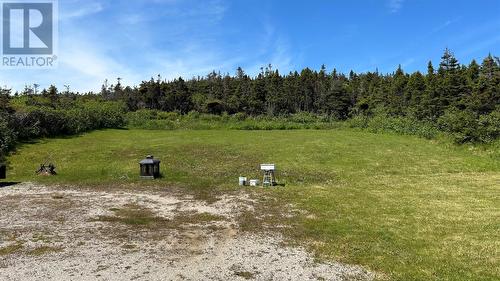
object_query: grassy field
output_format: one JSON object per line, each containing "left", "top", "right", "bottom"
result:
{"left": 4, "top": 129, "right": 500, "bottom": 280}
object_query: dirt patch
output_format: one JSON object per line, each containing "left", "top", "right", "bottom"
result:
{"left": 0, "top": 182, "right": 373, "bottom": 280}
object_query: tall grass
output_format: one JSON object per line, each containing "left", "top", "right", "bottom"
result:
{"left": 126, "top": 110, "right": 341, "bottom": 130}
{"left": 127, "top": 110, "right": 442, "bottom": 139}
{"left": 346, "top": 114, "right": 441, "bottom": 140}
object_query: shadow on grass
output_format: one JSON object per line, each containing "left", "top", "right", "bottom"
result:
{"left": 0, "top": 182, "right": 21, "bottom": 188}
{"left": 7, "top": 127, "right": 130, "bottom": 159}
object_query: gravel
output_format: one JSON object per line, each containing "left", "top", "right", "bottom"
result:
{"left": 0, "top": 183, "right": 373, "bottom": 281}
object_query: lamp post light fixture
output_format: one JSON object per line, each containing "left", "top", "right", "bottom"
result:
{"left": 139, "top": 155, "right": 161, "bottom": 179}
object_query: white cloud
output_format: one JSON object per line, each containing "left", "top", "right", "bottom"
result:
{"left": 269, "top": 38, "right": 294, "bottom": 74}
{"left": 388, "top": 0, "right": 405, "bottom": 13}
{"left": 0, "top": 0, "right": 231, "bottom": 92}
{"left": 0, "top": 0, "right": 295, "bottom": 92}
{"left": 60, "top": 2, "right": 104, "bottom": 21}
{"left": 0, "top": 26, "right": 139, "bottom": 93}
{"left": 242, "top": 22, "right": 296, "bottom": 76}
{"left": 59, "top": 40, "right": 138, "bottom": 90}
{"left": 430, "top": 18, "right": 461, "bottom": 34}
{"left": 401, "top": 57, "right": 415, "bottom": 68}
{"left": 457, "top": 35, "right": 500, "bottom": 58}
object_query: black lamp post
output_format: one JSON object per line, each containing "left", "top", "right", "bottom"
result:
{"left": 139, "top": 155, "right": 161, "bottom": 179}
{"left": 0, "top": 163, "right": 6, "bottom": 180}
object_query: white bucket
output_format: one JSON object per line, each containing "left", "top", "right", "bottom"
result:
{"left": 249, "top": 179, "right": 259, "bottom": 187}
{"left": 239, "top": 177, "right": 247, "bottom": 186}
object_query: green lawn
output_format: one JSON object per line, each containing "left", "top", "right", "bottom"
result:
{"left": 5, "top": 129, "right": 500, "bottom": 280}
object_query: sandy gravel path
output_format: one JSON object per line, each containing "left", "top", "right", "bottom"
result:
{"left": 0, "top": 183, "right": 373, "bottom": 281}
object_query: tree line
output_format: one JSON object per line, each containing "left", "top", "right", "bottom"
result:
{"left": 1, "top": 49, "right": 499, "bottom": 162}
{"left": 103, "top": 49, "right": 499, "bottom": 142}
{"left": 94, "top": 49, "right": 498, "bottom": 121}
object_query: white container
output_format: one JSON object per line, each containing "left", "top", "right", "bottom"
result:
{"left": 239, "top": 177, "right": 247, "bottom": 186}
{"left": 260, "top": 164, "right": 275, "bottom": 171}
{"left": 249, "top": 179, "right": 259, "bottom": 186}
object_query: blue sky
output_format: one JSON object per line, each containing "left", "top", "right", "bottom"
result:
{"left": 2, "top": 0, "right": 500, "bottom": 92}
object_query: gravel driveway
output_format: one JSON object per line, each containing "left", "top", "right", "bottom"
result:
{"left": 0, "top": 183, "right": 373, "bottom": 281}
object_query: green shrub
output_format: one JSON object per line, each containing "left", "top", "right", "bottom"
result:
{"left": 347, "top": 114, "right": 439, "bottom": 139}
{"left": 437, "top": 109, "right": 500, "bottom": 144}
{"left": 346, "top": 115, "right": 370, "bottom": 129}
{"left": 438, "top": 109, "right": 479, "bottom": 143}
{"left": 289, "top": 112, "right": 319, "bottom": 124}
{"left": 125, "top": 109, "right": 498, "bottom": 144}
{"left": 157, "top": 111, "right": 180, "bottom": 121}
{"left": 11, "top": 100, "right": 126, "bottom": 140}
{"left": 477, "top": 110, "right": 500, "bottom": 143}
{"left": 233, "top": 112, "right": 247, "bottom": 121}
{"left": 0, "top": 114, "right": 16, "bottom": 161}
{"left": 126, "top": 111, "right": 338, "bottom": 130}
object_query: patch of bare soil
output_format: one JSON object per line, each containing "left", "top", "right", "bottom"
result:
{"left": 0, "top": 183, "right": 373, "bottom": 281}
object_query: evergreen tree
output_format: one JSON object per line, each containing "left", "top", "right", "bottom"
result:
{"left": 282, "top": 72, "right": 301, "bottom": 113}
{"left": 233, "top": 67, "right": 252, "bottom": 113}
{"left": 314, "top": 65, "right": 329, "bottom": 113}
{"left": 264, "top": 68, "right": 283, "bottom": 115}
{"left": 467, "top": 60, "right": 480, "bottom": 83}
{"left": 171, "top": 78, "right": 192, "bottom": 114}
{"left": 387, "top": 65, "right": 408, "bottom": 115}
{"left": 249, "top": 72, "right": 266, "bottom": 115}
{"left": 320, "top": 74, "right": 350, "bottom": 119}
{"left": 469, "top": 54, "right": 500, "bottom": 114}
{"left": 48, "top": 85, "right": 58, "bottom": 108}
{"left": 299, "top": 68, "right": 316, "bottom": 112}
{"left": 420, "top": 61, "right": 440, "bottom": 119}
{"left": 68, "top": 49, "right": 498, "bottom": 137}
{"left": 405, "top": 72, "right": 426, "bottom": 117}
{"left": 438, "top": 48, "right": 466, "bottom": 109}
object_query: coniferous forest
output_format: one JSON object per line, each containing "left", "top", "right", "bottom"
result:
{"left": 1, "top": 49, "right": 499, "bottom": 161}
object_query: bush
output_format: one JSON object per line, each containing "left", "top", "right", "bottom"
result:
{"left": 477, "top": 110, "right": 500, "bottom": 142}
{"left": 0, "top": 114, "right": 16, "bottom": 162}
{"left": 233, "top": 112, "right": 247, "bottom": 121}
{"left": 346, "top": 115, "right": 370, "bottom": 129}
{"left": 437, "top": 109, "right": 500, "bottom": 144}
{"left": 12, "top": 101, "right": 126, "bottom": 140}
{"left": 88, "top": 107, "right": 500, "bottom": 144}
{"left": 438, "top": 109, "right": 477, "bottom": 143}
{"left": 289, "top": 112, "right": 319, "bottom": 124}
{"left": 347, "top": 114, "right": 439, "bottom": 140}
{"left": 126, "top": 110, "right": 339, "bottom": 130}
{"left": 157, "top": 111, "right": 181, "bottom": 121}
